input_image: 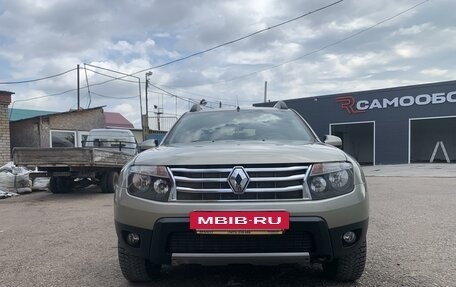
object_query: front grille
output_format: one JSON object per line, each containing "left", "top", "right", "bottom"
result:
{"left": 167, "top": 231, "right": 314, "bottom": 253}
{"left": 169, "top": 164, "right": 310, "bottom": 201}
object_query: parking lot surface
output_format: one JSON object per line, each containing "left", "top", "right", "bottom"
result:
{"left": 1, "top": 173, "right": 455, "bottom": 286}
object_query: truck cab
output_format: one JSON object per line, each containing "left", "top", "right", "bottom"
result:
{"left": 84, "top": 129, "right": 138, "bottom": 156}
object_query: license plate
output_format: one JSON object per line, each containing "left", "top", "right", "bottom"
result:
{"left": 196, "top": 230, "right": 284, "bottom": 235}
{"left": 190, "top": 211, "right": 289, "bottom": 233}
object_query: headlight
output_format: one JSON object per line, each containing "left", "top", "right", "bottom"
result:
{"left": 127, "top": 165, "right": 172, "bottom": 201}
{"left": 306, "top": 162, "right": 354, "bottom": 200}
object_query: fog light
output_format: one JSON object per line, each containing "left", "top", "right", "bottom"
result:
{"left": 126, "top": 233, "right": 140, "bottom": 247}
{"left": 343, "top": 231, "right": 357, "bottom": 244}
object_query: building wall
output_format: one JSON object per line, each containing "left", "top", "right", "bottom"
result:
{"left": 10, "top": 119, "right": 41, "bottom": 147}
{"left": 0, "top": 91, "right": 12, "bottom": 165}
{"left": 10, "top": 108, "right": 105, "bottom": 148}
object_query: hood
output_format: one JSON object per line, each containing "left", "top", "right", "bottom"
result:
{"left": 134, "top": 141, "right": 347, "bottom": 166}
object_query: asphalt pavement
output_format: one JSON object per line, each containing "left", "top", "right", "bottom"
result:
{"left": 0, "top": 165, "right": 455, "bottom": 286}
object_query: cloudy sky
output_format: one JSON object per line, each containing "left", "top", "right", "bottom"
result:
{"left": 0, "top": 0, "right": 455, "bottom": 128}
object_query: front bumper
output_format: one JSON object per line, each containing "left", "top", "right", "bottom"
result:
{"left": 115, "top": 217, "right": 368, "bottom": 265}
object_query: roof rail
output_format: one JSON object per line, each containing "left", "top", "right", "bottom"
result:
{"left": 273, "top": 101, "right": 288, "bottom": 109}
{"left": 189, "top": 103, "right": 202, "bottom": 112}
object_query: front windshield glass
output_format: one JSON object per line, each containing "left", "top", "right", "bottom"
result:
{"left": 163, "top": 109, "right": 316, "bottom": 145}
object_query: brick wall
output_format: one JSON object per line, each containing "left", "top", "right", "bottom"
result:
{"left": 0, "top": 91, "right": 13, "bottom": 165}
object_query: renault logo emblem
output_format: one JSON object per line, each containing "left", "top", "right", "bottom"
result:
{"left": 228, "top": 166, "right": 250, "bottom": 194}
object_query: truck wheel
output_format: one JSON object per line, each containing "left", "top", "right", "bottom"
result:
{"left": 101, "top": 170, "right": 119, "bottom": 193}
{"left": 49, "top": 177, "right": 73, "bottom": 193}
{"left": 118, "top": 246, "right": 160, "bottom": 282}
{"left": 323, "top": 239, "right": 367, "bottom": 281}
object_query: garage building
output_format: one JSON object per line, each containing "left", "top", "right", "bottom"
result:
{"left": 255, "top": 80, "right": 456, "bottom": 165}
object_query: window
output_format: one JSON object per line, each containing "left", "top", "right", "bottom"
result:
{"left": 78, "top": 131, "right": 90, "bottom": 147}
{"left": 50, "top": 130, "right": 76, "bottom": 147}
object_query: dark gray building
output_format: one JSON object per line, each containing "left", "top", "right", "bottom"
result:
{"left": 255, "top": 80, "right": 456, "bottom": 165}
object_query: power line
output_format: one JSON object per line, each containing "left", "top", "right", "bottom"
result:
{"left": 9, "top": 1, "right": 340, "bottom": 91}
{"left": 79, "top": 1, "right": 344, "bottom": 88}
{"left": 90, "top": 91, "right": 138, "bottom": 99}
{"left": 146, "top": 0, "right": 429, "bottom": 105}
{"left": 0, "top": 68, "right": 77, "bottom": 85}
{"left": 148, "top": 82, "right": 200, "bottom": 105}
{"left": 8, "top": 88, "right": 76, "bottom": 120}
{"left": 158, "top": 84, "right": 238, "bottom": 106}
{"left": 190, "top": 0, "right": 431, "bottom": 87}
{"left": 132, "top": 0, "right": 344, "bottom": 74}
{"left": 84, "top": 68, "right": 139, "bottom": 83}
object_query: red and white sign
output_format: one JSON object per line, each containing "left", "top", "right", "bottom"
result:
{"left": 190, "top": 211, "right": 289, "bottom": 231}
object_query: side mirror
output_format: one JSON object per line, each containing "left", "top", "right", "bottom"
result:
{"left": 140, "top": 139, "right": 159, "bottom": 151}
{"left": 324, "top": 135, "right": 342, "bottom": 147}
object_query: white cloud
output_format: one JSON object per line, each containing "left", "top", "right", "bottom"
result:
{"left": 393, "top": 23, "right": 434, "bottom": 36}
{"left": 420, "top": 68, "right": 448, "bottom": 77}
{"left": 394, "top": 42, "right": 418, "bottom": 58}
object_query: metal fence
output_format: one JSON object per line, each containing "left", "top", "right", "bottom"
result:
{"left": 148, "top": 116, "right": 178, "bottom": 132}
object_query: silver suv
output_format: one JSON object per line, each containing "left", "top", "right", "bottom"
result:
{"left": 114, "top": 102, "right": 369, "bottom": 282}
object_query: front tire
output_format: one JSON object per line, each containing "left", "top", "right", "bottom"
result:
{"left": 118, "top": 246, "right": 161, "bottom": 282}
{"left": 323, "top": 239, "right": 367, "bottom": 281}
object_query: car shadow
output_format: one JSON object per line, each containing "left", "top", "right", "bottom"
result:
{"left": 126, "top": 264, "right": 360, "bottom": 287}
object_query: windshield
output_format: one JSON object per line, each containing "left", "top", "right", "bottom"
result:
{"left": 163, "top": 109, "right": 316, "bottom": 145}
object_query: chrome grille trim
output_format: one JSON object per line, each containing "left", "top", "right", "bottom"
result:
{"left": 173, "top": 176, "right": 227, "bottom": 183}
{"left": 176, "top": 185, "right": 303, "bottom": 193}
{"left": 169, "top": 164, "right": 311, "bottom": 201}
{"left": 171, "top": 168, "right": 232, "bottom": 173}
{"left": 250, "top": 174, "right": 305, "bottom": 182}
{"left": 176, "top": 187, "right": 232, "bottom": 193}
{"left": 245, "top": 166, "right": 308, "bottom": 172}
{"left": 174, "top": 174, "right": 305, "bottom": 183}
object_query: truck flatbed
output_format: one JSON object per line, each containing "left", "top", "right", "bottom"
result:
{"left": 13, "top": 147, "right": 132, "bottom": 168}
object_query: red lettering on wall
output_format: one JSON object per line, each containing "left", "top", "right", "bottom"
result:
{"left": 336, "top": 96, "right": 364, "bottom": 114}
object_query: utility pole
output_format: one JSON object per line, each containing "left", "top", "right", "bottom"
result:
{"left": 145, "top": 72, "right": 153, "bottom": 137}
{"left": 82, "top": 63, "right": 145, "bottom": 140}
{"left": 154, "top": 105, "right": 163, "bottom": 131}
{"left": 77, "top": 64, "right": 80, "bottom": 109}
{"left": 264, "top": 81, "right": 268, "bottom": 103}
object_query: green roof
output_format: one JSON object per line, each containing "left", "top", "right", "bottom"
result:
{"left": 8, "top": 108, "right": 57, "bottom": 121}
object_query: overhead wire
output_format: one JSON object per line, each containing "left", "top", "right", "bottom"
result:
{"left": 147, "top": 82, "right": 201, "bottom": 106}
{"left": 157, "top": 84, "right": 238, "bottom": 107}
{"left": 8, "top": 88, "right": 76, "bottom": 120}
{"left": 73, "top": 1, "right": 344, "bottom": 89}
{"left": 152, "top": 87, "right": 198, "bottom": 105}
{"left": 124, "top": 0, "right": 429, "bottom": 102}
{"left": 4, "top": 1, "right": 343, "bottom": 101}
{"left": 84, "top": 68, "right": 139, "bottom": 84}
{"left": 6, "top": 0, "right": 427, "bottom": 111}
{"left": 90, "top": 91, "right": 138, "bottom": 99}
{"left": 0, "top": 68, "right": 76, "bottom": 85}
{"left": 183, "top": 0, "right": 432, "bottom": 87}
{"left": 142, "top": 0, "right": 429, "bottom": 110}
{"left": 131, "top": 0, "right": 344, "bottom": 74}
